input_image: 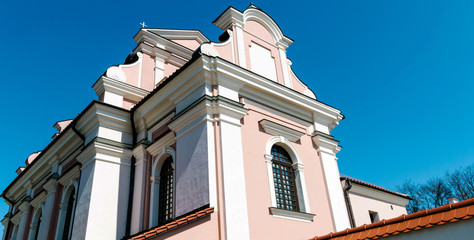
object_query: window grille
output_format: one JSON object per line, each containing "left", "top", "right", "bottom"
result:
{"left": 271, "top": 145, "right": 299, "bottom": 211}
{"left": 158, "top": 157, "right": 174, "bottom": 225}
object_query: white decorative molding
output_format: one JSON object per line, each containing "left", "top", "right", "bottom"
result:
{"left": 30, "top": 192, "right": 46, "bottom": 208}
{"left": 106, "top": 66, "right": 126, "bottom": 82}
{"left": 105, "top": 52, "right": 143, "bottom": 83}
{"left": 134, "top": 29, "right": 195, "bottom": 61}
{"left": 269, "top": 207, "right": 315, "bottom": 222}
{"left": 93, "top": 76, "right": 150, "bottom": 103}
{"left": 213, "top": 6, "right": 293, "bottom": 49}
{"left": 314, "top": 130, "right": 351, "bottom": 231}
{"left": 168, "top": 97, "right": 248, "bottom": 139}
{"left": 312, "top": 131, "right": 341, "bottom": 155}
{"left": 76, "top": 141, "right": 133, "bottom": 170}
{"left": 148, "top": 113, "right": 175, "bottom": 138}
{"left": 146, "top": 132, "right": 175, "bottom": 157}
{"left": 146, "top": 29, "right": 209, "bottom": 46}
{"left": 58, "top": 165, "right": 80, "bottom": 187}
{"left": 151, "top": 146, "right": 176, "bottom": 177}
{"left": 199, "top": 43, "right": 219, "bottom": 57}
{"left": 264, "top": 136, "right": 311, "bottom": 213}
{"left": 259, "top": 119, "right": 305, "bottom": 142}
{"left": 149, "top": 146, "right": 176, "bottom": 228}
{"left": 43, "top": 179, "right": 58, "bottom": 197}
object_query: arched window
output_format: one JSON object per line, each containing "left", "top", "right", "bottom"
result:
{"left": 149, "top": 147, "right": 176, "bottom": 228}
{"left": 158, "top": 157, "right": 174, "bottom": 225}
{"left": 62, "top": 192, "right": 75, "bottom": 240}
{"left": 271, "top": 145, "right": 299, "bottom": 211}
{"left": 55, "top": 184, "right": 77, "bottom": 240}
{"left": 29, "top": 208, "right": 42, "bottom": 240}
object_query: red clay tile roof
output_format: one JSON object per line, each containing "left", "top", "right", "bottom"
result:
{"left": 310, "top": 197, "right": 474, "bottom": 240}
{"left": 340, "top": 175, "right": 410, "bottom": 199}
{"left": 127, "top": 207, "right": 214, "bottom": 240}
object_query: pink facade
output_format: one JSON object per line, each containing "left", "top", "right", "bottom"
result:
{"left": 1, "top": 5, "right": 409, "bottom": 240}
{"left": 241, "top": 105, "right": 336, "bottom": 238}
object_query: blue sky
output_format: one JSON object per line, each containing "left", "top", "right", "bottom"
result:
{"left": 1, "top": 0, "right": 474, "bottom": 229}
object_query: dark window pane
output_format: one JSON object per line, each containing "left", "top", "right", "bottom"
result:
{"left": 158, "top": 157, "right": 174, "bottom": 225}
{"left": 271, "top": 145, "right": 299, "bottom": 211}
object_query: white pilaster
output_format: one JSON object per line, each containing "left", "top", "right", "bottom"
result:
{"left": 154, "top": 58, "right": 165, "bottom": 86}
{"left": 148, "top": 176, "right": 159, "bottom": 228}
{"left": 313, "top": 132, "right": 350, "bottom": 231}
{"left": 278, "top": 48, "right": 292, "bottom": 87}
{"left": 15, "top": 202, "right": 30, "bottom": 240}
{"left": 216, "top": 100, "right": 250, "bottom": 240}
{"left": 131, "top": 144, "right": 148, "bottom": 234}
{"left": 72, "top": 142, "right": 132, "bottom": 240}
{"left": 264, "top": 154, "right": 277, "bottom": 207}
{"left": 234, "top": 25, "right": 247, "bottom": 68}
{"left": 36, "top": 179, "right": 57, "bottom": 240}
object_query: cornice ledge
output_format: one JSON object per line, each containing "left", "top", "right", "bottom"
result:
{"left": 213, "top": 7, "right": 244, "bottom": 29}
{"left": 18, "top": 201, "right": 31, "bottom": 213}
{"left": 312, "top": 131, "right": 341, "bottom": 154}
{"left": 10, "top": 212, "right": 21, "bottom": 224}
{"left": 58, "top": 165, "right": 80, "bottom": 186}
{"left": 93, "top": 76, "right": 150, "bottom": 102}
{"left": 146, "top": 132, "right": 175, "bottom": 157}
{"left": 259, "top": 119, "right": 304, "bottom": 142}
{"left": 134, "top": 30, "right": 194, "bottom": 59}
{"left": 43, "top": 178, "right": 58, "bottom": 193}
{"left": 168, "top": 95, "right": 248, "bottom": 139}
{"left": 77, "top": 140, "right": 133, "bottom": 169}
{"left": 76, "top": 103, "right": 131, "bottom": 139}
{"left": 213, "top": 57, "right": 342, "bottom": 121}
{"left": 208, "top": 97, "right": 248, "bottom": 126}
{"left": 30, "top": 191, "right": 47, "bottom": 208}
{"left": 269, "top": 207, "right": 315, "bottom": 222}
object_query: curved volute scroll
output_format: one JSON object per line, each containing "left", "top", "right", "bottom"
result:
{"left": 105, "top": 52, "right": 143, "bottom": 82}
{"left": 192, "top": 43, "right": 220, "bottom": 58}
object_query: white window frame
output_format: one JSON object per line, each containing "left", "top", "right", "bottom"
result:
{"left": 27, "top": 206, "right": 43, "bottom": 240}
{"left": 149, "top": 146, "right": 176, "bottom": 228}
{"left": 55, "top": 180, "right": 78, "bottom": 240}
{"left": 265, "top": 136, "right": 314, "bottom": 222}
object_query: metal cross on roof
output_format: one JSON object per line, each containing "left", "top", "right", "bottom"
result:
{"left": 140, "top": 22, "right": 147, "bottom": 28}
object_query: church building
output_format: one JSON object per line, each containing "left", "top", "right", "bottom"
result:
{"left": 2, "top": 5, "right": 430, "bottom": 240}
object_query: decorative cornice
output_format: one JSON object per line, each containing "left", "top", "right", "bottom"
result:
{"left": 213, "top": 7, "right": 245, "bottom": 29}
{"left": 58, "top": 165, "right": 80, "bottom": 187}
{"left": 312, "top": 131, "right": 341, "bottom": 155}
{"left": 146, "top": 29, "right": 209, "bottom": 45}
{"left": 168, "top": 95, "right": 248, "bottom": 138}
{"left": 18, "top": 201, "right": 30, "bottom": 213}
{"left": 43, "top": 179, "right": 58, "bottom": 194}
{"left": 134, "top": 29, "right": 194, "bottom": 60}
{"left": 213, "top": 6, "right": 293, "bottom": 49}
{"left": 93, "top": 76, "right": 150, "bottom": 103}
{"left": 76, "top": 140, "right": 133, "bottom": 170}
{"left": 30, "top": 192, "right": 46, "bottom": 208}
{"left": 259, "top": 119, "right": 305, "bottom": 142}
{"left": 146, "top": 132, "right": 175, "bottom": 157}
{"left": 75, "top": 102, "right": 132, "bottom": 145}
{"left": 10, "top": 211, "right": 21, "bottom": 224}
